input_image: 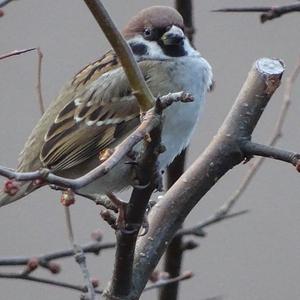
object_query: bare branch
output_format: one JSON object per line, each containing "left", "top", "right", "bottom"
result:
{"left": 84, "top": 0, "right": 154, "bottom": 112}
{"left": 36, "top": 47, "right": 45, "bottom": 114}
{"left": 0, "top": 0, "right": 15, "bottom": 8}
{"left": 144, "top": 271, "right": 193, "bottom": 292}
{"left": 176, "top": 210, "right": 249, "bottom": 238}
{"left": 75, "top": 192, "right": 118, "bottom": 212}
{"left": 105, "top": 99, "right": 164, "bottom": 299}
{"left": 213, "top": 3, "right": 300, "bottom": 23}
{"left": 0, "top": 241, "right": 115, "bottom": 266}
{"left": 0, "top": 48, "right": 36, "bottom": 60}
{"left": 63, "top": 205, "right": 96, "bottom": 300}
{"left": 0, "top": 272, "right": 102, "bottom": 295}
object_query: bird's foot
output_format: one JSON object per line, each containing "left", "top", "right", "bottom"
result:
{"left": 106, "top": 192, "right": 128, "bottom": 230}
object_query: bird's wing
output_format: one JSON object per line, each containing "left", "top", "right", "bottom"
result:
{"left": 17, "top": 50, "right": 149, "bottom": 172}
{"left": 40, "top": 54, "right": 143, "bottom": 171}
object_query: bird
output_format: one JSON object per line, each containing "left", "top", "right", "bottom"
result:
{"left": 0, "top": 6, "right": 213, "bottom": 207}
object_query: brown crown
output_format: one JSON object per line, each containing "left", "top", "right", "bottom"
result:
{"left": 123, "top": 6, "right": 184, "bottom": 39}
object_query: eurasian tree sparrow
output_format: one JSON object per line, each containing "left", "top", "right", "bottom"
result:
{"left": 0, "top": 6, "right": 213, "bottom": 206}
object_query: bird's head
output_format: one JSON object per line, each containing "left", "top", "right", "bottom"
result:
{"left": 123, "top": 6, "right": 197, "bottom": 59}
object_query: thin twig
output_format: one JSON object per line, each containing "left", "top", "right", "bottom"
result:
{"left": 0, "top": 48, "right": 36, "bottom": 60}
{"left": 36, "top": 47, "right": 45, "bottom": 114}
{"left": 176, "top": 210, "right": 249, "bottom": 237}
{"left": 0, "top": 241, "right": 115, "bottom": 266}
{"left": 0, "top": 0, "right": 15, "bottom": 8}
{"left": 63, "top": 206, "right": 96, "bottom": 300}
{"left": 0, "top": 47, "right": 45, "bottom": 115}
{"left": 144, "top": 271, "right": 193, "bottom": 292}
{"left": 0, "top": 272, "right": 102, "bottom": 294}
{"left": 75, "top": 192, "right": 118, "bottom": 212}
{"left": 213, "top": 3, "right": 300, "bottom": 23}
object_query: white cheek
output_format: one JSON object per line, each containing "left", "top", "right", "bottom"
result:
{"left": 127, "top": 35, "right": 201, "bottom": 60}
{"left": 128, "top": 35, "right": 169, "bottom": 60}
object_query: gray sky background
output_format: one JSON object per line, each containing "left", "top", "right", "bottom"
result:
{"left": 0, "top": 1, "right": 299, "bottom": 299}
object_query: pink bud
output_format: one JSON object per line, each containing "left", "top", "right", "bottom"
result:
{"left": 3, "top": 180, "right": 19, "bottom": 196}
{"left": 27, "top": 257, "right": 39, "bottom": 271}
{"left": 91, "top": 277, "right": 100, "bottom": 288}
{"left": 91, "top": 229, "right": 103, "bottom": 242}
{"left": 48, "top": 262, "right": 61, "bottom": 274}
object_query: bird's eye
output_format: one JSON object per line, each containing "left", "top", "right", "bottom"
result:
{"left": 143, "top": 28, "right": 152, "bottom": 38}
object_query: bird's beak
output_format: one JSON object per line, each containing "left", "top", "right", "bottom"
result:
{"left": 161, "top": 25, "right": 185, "bottom": 46}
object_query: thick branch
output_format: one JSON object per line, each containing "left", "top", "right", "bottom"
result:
{"left": 105, "top": 101, "right": 164, "bottom": 299}
{"left": 0, "top": 0, "right": 15, "bottom": 8}
{"left": 84, "top": 0, "right": 154, "bottom": 112}
{"left": 128, "top": 58, "right": 284, "bottom": 299}
{"left": 213, "top": 3, "right": 300, "bottom": 23}
{"left": 191, "top": 57, "right": 300, "bottom": 230}
{"left": 242, "top": 142, "right": 300, "bottom": 166}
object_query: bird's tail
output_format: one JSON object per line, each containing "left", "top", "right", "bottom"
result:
{"left": 0, "top": 180, "right": 40, "bottom": 207}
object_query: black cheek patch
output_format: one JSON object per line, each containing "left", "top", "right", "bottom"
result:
{"left": 129, "top": 42, "right": 148, "bottom": 56}
{"left": 158, "top": 40, "right": 187, "bottom": 57}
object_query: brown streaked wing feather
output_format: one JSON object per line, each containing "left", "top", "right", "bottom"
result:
{"left": 17, "top": 50, "right": 122, "bottom": 172}
{"left": 72, "top": 50, "right": 119, "bottom": 88}
{"left": 40, "top": 60, "right": 141, "bottom": 171}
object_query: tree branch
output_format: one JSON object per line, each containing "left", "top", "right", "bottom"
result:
{"left": 145, "top": 271, "right": 193, "bottom": 292}
{"left": 0, "top": 272, "right": 102, "bottom": 295}
{"left": 128, "top": 58, "right": 285, "bottom": 299}
{"left": 176, "top": 210, "right": 249, "bottom": 238}
{"left": 62, "top": 205, "right": 96, "bottom": 300}
{"left": 104, "top": 98, "right": 165, "bottom": 299}
{"left": 213, "top": 3, "right": 300, "bottom": 23}
{"left": 0, "top": 0, "right": 15, "bottom": 8}
{"left": 242, "top": 141, "right": 300, "bottom": 166}
{"left": 84, "top": 0, "right": 154, "bottom": 112}
{"left": 186, "top": 57, "right": 300, "bottom": 233}
{"left": 0, "top": 48, "right": 36, "bottom": 61}
{"left": 0, "top": 241, "right": 115, "bottom": 266}
{"left": 36, "top": 47, "right": 45, "bottom": 114}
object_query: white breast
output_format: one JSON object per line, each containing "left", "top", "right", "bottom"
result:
{"left": 158, "top": 55, "right": 213, "bottom": 169}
